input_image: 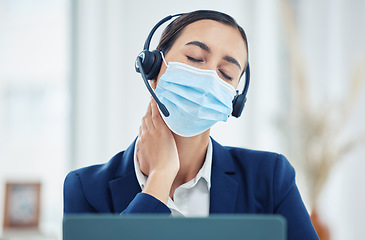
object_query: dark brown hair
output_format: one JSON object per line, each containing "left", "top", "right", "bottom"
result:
{"left": 156, "top": 10, "right": 248, "bottom": 70}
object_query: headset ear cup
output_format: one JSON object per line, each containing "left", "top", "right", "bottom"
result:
{"left": 146, "top": 50, "right": 162, "bottom": 80}
{"left": 135, "top": 50, "right": 155, "bottom": 75}
{"left": 232, "top": 94, "right": 246, "bottom": 118}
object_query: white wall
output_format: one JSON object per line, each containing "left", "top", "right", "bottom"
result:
{"left": 0, "top": 0, "right": 68, "bottom": 238}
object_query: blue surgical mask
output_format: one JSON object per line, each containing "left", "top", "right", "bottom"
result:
{"left": 155, "top": 59, "right": 236, "bottom": 137}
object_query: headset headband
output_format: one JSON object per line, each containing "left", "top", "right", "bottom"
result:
{"left": 144, "top": 14, "right": 184, "bottom": 51}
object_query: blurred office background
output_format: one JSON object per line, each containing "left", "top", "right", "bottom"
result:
{"left": 0, "top": 0, "right": 364, "bottom": 239}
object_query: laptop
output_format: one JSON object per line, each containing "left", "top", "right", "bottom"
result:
{"left": 63, "top": 214, "right": 286, "bottom": 240}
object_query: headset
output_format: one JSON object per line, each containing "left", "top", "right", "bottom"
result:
{"left": 135, "top": 13, "right": 250, "bottom": 118}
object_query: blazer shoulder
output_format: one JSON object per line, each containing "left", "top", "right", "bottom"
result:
{"left": 228, "top": 147, "right": 296, "bottom": 203}
{"left": 64, "top": 139, "right": 138, "bottom": 213}
{"left": 73, "top": 151, "right": 126, "bottom": 183}
{"left": 226, "top": 146, "right": 293, "bottom": 172}
{"left": 211, "top": 139, "right": 294, "bottom": 178}
{"left": 70, "top": 138, "right": 137, "bottom": 184}
{"left": 64, "top": 150, "right": 129, "bottom": 212}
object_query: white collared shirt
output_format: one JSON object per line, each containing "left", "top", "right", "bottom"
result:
{"left": 133, "top": 138, "right": 212, "bottom": 217}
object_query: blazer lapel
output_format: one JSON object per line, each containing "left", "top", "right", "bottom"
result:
{"left": 108, "top": 139, "right": 142, "bottom": 213}
{"left": 209, "top": 138, "right": 240, "bottom": 214}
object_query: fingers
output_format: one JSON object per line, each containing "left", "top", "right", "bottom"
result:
{"left": 140, "top": 98, "right": 168, "bottom": 140}
{"left": 150, "top": 98, "right": 165, "bottom": 129}
{"left": 141, "top": 99, "right": 155, "bottom": 133}
{"left": 146, "top": 97, "right": 152, "bottom": 116}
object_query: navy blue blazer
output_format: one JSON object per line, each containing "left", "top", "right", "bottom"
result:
{"left": 64, "top": 138, "right": 318, "bottom": 240}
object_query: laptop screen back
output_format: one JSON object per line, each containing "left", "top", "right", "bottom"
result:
{"left": 63, "top": 214, "right": 286, "bottom": 240}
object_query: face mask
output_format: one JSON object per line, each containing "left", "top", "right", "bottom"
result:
{"left": 155, "top": 59, "right": 236, "bottom": 137}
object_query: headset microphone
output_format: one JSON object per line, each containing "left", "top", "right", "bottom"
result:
{"left": 135, "top": 56, "right": 170, "bottom": 117}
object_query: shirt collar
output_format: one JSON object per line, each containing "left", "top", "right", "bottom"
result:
{"left": 133, "top": 138, "right": 212, "bottom": 190}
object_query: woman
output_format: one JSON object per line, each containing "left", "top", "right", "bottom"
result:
{"left": 64, "top": 10, "right": 319, "bottom": 239}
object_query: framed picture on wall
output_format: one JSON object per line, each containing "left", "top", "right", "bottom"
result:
{"left": 3, "top": 182, "right": 41, "bottom": 228}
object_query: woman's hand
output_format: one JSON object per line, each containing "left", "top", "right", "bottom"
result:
{"left": 136, "top": 98, "right": 180, "bottom": 204}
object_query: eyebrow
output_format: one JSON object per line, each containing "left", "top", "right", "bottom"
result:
{"left": 186, "top": 41, "right": 211, "bottom": 53}
{"left": 185, "top": 41, "right": 242, "bottom": 70}
{"left": 224, "top": 56, "right": 241, "bottom": 70}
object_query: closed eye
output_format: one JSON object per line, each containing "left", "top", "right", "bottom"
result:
{"left": 186, "top": 55, "right": 233, "bottom": 81}
{"left": 187, "top": 56, "right": 203, "bottom": 63}
{"left": 219, "top": 69, "right": 232, "bottom": 81}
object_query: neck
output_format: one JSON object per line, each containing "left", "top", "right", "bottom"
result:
{"left": 171, "top": 130, "right": 210, "bottom": 189}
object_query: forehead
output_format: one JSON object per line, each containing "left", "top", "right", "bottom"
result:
{"left": 172, "top": 19, "right": 248, "bottom": 66}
